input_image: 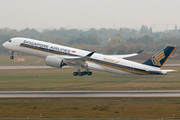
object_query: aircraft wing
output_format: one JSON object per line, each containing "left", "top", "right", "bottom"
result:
{"left": 108, "top": 50, "right": 144, "bottom": 59}
{"left": 55, "top": 51, "right": 95, "bottom": 69}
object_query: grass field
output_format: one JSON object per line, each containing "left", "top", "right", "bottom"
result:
{"left": 0, "top": 58, "right": 180, "bottom": 119}
{"left": 0, "top": 66, "right": 180, "bottom": 91}
{"left": 0, "top": 97, "right": 180, "bottom": 119}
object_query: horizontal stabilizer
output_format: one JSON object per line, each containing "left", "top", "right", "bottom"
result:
{"left": 147, "top": 69, "right": 177, "bottom": 75}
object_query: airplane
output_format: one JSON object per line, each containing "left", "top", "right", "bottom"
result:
{"left": 2, "top": 37, "right": 176, "bottom": 76}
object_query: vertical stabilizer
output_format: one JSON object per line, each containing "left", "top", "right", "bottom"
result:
{"left": 143, "top": 46, "right": 176, "bottom": 68}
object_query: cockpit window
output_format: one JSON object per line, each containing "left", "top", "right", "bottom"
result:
{"left": 8, "top": 40, "right": 12, "bottom": 42}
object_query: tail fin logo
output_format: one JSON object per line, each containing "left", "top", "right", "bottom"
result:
{"left": 151, "top": 51, "right": 165, "bottom": 66}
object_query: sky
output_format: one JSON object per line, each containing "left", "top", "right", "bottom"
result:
{"left": 0, "top": 0, "right": 179, "bottom": 31}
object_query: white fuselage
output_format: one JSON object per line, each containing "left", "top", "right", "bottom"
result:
{"left": 3, "top": 37, "right": 161, "bottom": 75}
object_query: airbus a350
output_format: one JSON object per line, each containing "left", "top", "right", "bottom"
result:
{"left": 2, "top": 37, "right": 176, "bottom": 76}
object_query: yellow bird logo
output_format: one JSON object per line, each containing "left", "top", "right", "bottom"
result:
{"left": 151, "top": 51, "right": 165, "bottom": 66}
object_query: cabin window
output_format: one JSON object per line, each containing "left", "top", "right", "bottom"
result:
{"left": 8, "top": 40, "right": 12, "bottom": 42}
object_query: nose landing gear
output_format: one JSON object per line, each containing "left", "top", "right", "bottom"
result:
{"left": 73, "top": 70, "right": 92, "bottom": 76}
{"left": 10, "top": 51, "right": 14, "bottom": 59}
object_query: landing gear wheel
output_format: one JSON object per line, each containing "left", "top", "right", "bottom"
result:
{"left": 87, "top": 71, "right": 92, "bottom": 76}
{"left": 10, "top": 56, "right": 14, "bottom": 59}
{"left": 73, "top": 70, "right": 92, "bottom": 76}
{"left": 73, "top": 72, "right": 78, "bottom": 76}
{"left": 82, "top": 71, "right": 87, "bottom": 75}
{"left": 78, "top": 72, "right": 83, "bottom": 76}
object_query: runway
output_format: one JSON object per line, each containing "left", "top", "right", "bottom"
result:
{"left": 0, "top": 65, "right": 72, "bottom": 70}
{"left": 0, "top": 64, "right": 179, "bottom": 70}
{"left": 1, "top": 90, "right": 180, "bottom": 97}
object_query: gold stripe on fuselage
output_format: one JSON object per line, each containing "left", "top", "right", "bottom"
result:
{"left": 87, "top": 60, "right": 149, "bottom": 75}
{"left": 20, "top": 44, "right": 150, "bottom": 75}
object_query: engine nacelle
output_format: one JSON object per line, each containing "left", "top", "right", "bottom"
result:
{"left": 46, "top": 56, "right": 65, "bottom": 68}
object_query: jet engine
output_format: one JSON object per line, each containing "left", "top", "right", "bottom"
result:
{"left": 46, "top": 56, "right": 66, "bottom": 68}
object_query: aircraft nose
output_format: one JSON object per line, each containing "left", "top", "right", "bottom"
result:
{"left": 2, "top": 42, "right": 7, "bottom": 48}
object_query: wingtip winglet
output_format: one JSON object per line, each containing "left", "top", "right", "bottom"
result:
{"left": 136, "top": 50, "right": 144, "bottom": 54}
{"left": 87, "top": 51, "right": 96, "bottom": 57}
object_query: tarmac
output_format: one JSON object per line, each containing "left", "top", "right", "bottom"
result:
{"left": 0, "top": 64, "right": 179, "bottom": 70}
{"left": 0, "top": 65, "right": 72, "bottom": 70}
{"left": 1, "top": 90, "right": 180, "bottom": 97}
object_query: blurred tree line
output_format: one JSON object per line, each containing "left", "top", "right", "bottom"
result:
{"left": 0, "top": 26, "right": 180, "bottom": 55}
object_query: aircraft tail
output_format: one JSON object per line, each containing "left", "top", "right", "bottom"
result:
{"left": 143, "top": 46, "right": 176, "bottom": 68}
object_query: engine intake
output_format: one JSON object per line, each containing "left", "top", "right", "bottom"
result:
{"left": 46, "top": 56, "right": 65, "bottom": 68}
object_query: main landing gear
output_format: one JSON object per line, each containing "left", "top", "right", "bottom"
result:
{"left": 73, "top": 70, "right": 92, "bottom": 76}
{"left": 10, "top": 51, "right": 14, "bottom": 59}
